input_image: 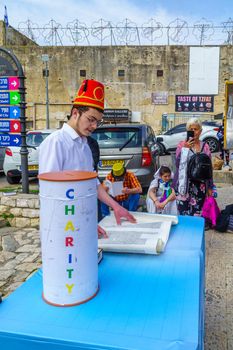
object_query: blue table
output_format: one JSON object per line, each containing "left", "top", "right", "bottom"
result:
{"left": 0, "top": 216, "right": 205, "bottom": 350}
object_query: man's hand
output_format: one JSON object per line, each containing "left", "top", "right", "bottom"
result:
{"left": 113, "top": 203, "right": 136, "bottom": 225}
{"left": 122, "top": 187, "right": 130, "bottom": 194}
{"left": 98, "top": 225, "right": 108, "bottom": 238}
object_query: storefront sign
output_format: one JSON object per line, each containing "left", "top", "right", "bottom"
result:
{"left": 152, "top": 91, "right": 168, "bottom": 105}
{"left": 103, "top": 109, "right": 130, "bottom": 121}
{"left": 175, "top": 95, "right": 214, "bottom": 112}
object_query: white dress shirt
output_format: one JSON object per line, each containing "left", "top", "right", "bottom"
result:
{"left": 39, "top": 123, "right": 94, "bottom": 174}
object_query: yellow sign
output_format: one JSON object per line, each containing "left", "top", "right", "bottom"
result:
{"left": 101, "top": 159, "right": 124, "bottom": 167}
{"left": 28, "top": 165, "right": 38, "bottom": 171}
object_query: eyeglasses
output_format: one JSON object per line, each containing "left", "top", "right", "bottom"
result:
{"left": 85, "top": 115, "right": 104, "bottom": 128}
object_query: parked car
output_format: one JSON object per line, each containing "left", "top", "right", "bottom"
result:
{"left": 91, "top": 123, "right": 160, "bottom": 191}
{"left": 156, "top": 121, "right": 220, "bottom": 154}
{"left": 3, "top": 129, "right": 56, "bottom": 184}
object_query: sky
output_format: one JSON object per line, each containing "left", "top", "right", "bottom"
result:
{"left": 3, "top": 0, "right": 233, "bottom": 27}
{"left": 2, "top": 0, "right": 233, "bottom": 45}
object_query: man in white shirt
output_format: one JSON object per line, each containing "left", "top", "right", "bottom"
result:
{"left": 39, "top": 79, "right": 136, "bottom": 235}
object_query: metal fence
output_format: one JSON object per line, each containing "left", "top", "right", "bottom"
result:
{"left": 16, "top": 17, "right": 233, "bottom": 46}
{"left": 162, "top": 113, "right": 222, "bottom": 132}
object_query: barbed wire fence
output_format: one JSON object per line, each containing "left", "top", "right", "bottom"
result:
{"left": 17, "top": 17, "right": 233, "bottom": 46}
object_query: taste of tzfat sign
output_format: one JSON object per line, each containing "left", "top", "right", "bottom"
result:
{"left": 175, "top": 94, "right": 214, "bottom": 113}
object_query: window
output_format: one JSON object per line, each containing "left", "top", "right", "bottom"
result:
{"left": 80, "top": 70, "right": 86, "bottom": 77}
{"left": 157, "top": 70, "right": 163, "bottom": 77}
{"left": 118, "top": 70, "right": 125, "bottom": 77}
{"left": 27, "top": 132, "right": 51, "bottom": 147}
{"left": 165, "top": 124, "right": 186, "bottom": 135}
{"left": 147, "top": 126, "right": 156, "bottom": 144}
{"left": 92, "top": 127, "right": 141, "bottom": 149}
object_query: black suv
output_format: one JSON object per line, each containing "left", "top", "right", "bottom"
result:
{"left": 92, "top": 123, "right": 159, "bottom": 190}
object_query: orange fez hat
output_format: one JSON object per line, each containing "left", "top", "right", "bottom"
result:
{"left": 73, "top": 79, "right": 104, "bottom": 111}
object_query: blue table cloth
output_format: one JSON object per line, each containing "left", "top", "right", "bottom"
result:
{"left": 0, "top": 216, "right": 205, "bottom": 350}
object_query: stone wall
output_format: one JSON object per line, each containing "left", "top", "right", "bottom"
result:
{"left": 0, "top": 193, "right": 39, "bottom": 228}
{"left": 0, "top": 21, "right": 38, "bottom": 47}
{"left": 1, "top": 22, "right": 233, "bottom": 132}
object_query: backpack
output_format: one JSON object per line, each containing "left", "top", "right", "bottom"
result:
{"left": 187, "top": 143, "right": 213, "bottom": 182}
{"left": 215, "top": 204, "right": 233, "bottom": 232}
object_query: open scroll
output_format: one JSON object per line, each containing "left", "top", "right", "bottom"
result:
{"left": 98, "top": 212, "right": 178, "bottom": 255}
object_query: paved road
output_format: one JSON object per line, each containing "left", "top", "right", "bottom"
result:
{"left": 0, "top": 172, "right": 9, "bottom": 188}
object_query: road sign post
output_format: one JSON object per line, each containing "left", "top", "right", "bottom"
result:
{"left": 0, "top": 47, "right": 28, "bottom": 193}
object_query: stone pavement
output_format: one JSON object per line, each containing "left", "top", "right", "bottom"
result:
{"left": 0, "top": 185, "right": 233, "bottom": 350}
{"left": 205, "top": 185, "right": 233, "bottom": 350}
{"left": 0, "top": 226, "right": 41, "bottom": 296}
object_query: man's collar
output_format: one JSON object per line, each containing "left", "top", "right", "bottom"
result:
{"left": 63, "top": 123, "right": 87, "bottom": 142}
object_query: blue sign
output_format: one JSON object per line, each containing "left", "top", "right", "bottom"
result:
{"left": 0, "top": 92, "right": 10, "bottom": 104}
{"left": 0, "top": 77, "right": 19, "bottom": 90}
{"left": 0, "top": 120, "right": 10, "bottom": 132}
{"left": 0, "top": 133, "right": 21, "bottom": 147}
{"left": 0, "top": 77, "right": 9, "bottom": 90}
{"left": 0, "top": 106, "right": 20, "bottom": 119}
{"left": 0, "top": 91, "right": 20, "bottom": 105}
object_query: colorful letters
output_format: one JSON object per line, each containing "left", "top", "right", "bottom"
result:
{"left": 65, "top": 221, "right": 75, "bottom": 231}
{"left": 65, "top": 237, "right": 74, "bottom": 247}
{"left": 64, "top": 188, "right": 77, "bottom": 295}
{"left": 66, "top": 284, "right": 75, "bottom": 294}
{"left": 65, "top": 205, "right": 75, "bottom": 215}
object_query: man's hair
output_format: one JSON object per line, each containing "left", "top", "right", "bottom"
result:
{"left": 67, "top": 105, "right": 103, "bottom": 120}
{"left": 159, "top": 165, "right": 171, "bottom": 176}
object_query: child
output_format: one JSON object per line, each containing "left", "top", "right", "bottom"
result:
{"left": 146, "top": 165, "right": 178, "bottom": 215}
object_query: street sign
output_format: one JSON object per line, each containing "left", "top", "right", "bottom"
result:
{"left": 0, "top": 77, "right": 19, "bottom": 90}
{"left": 0, "top": 91, "right": 20, "bottom": 105}
{"left": 0, "top": 106, "right": 20, "bottom": 119}
{"left": 0, "top": 47, "right": 27, "bottom": 193}
{"left": 0, "top": 133, "right": 21, "bottom": 147}
{"left": 0, "top": 120, "right": 21, "bottom": 133}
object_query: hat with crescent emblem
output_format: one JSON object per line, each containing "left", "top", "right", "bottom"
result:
{"left": 73, "top": 79, "right": 104, "bottom": 111}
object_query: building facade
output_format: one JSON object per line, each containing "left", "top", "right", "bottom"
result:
{"left": 0, "top": 21, "right": 232, "bottom": 131}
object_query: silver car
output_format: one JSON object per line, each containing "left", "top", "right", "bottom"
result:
{"left": 156, "top": 121, "right": 220, "bottom": 154}
{"left": 92, "top": 123, "right": 159, "bottom": 190}
{"left": 3, "top": 129, "right": 55, "bottom": 184}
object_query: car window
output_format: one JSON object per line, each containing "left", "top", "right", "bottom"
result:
{"left": 147, "top": 126, "right": 156, "bottom": 144}
{"left": 92, "top": 127, "right": 142, "bottom": 149}
{"left": 27, "top": 133, "right": 50, "bottom": 147}
{"left": 164, "top": 124, "right": 186, "bottom": 135}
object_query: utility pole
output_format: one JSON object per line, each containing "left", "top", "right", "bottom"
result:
{"left": 41, "top": 54, "right": 50, "bottom": 129}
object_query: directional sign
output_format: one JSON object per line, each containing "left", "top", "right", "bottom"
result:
{"left": 0, "top": 133, "right": 21, "bottom": 147}
{"left": 0, "top": 120, "right": 21, "bottom": 133}
{"left": 0, "top": 77, "right": 19, "bottom": 90}
{"left": 0, "top": 106, "right": 20, "bottom": 119}
{"left": 0, "top": 91, "right": 20, "bottom": 105}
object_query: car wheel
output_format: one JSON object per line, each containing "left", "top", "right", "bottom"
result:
{"left": 6, "top": 175, "right": 21, "bottom": 185}
{"left": 157, "top": 142, "right": 166, "bottom": 156}
{"left": 203, "top": 138, "right": 219, "bottom": 153}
